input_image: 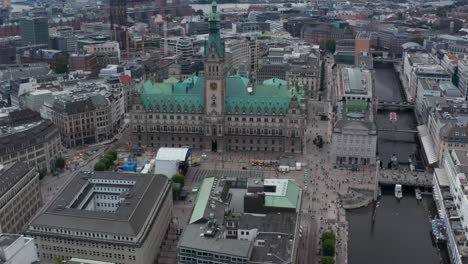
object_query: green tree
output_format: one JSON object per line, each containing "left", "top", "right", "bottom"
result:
{"left": 38, "top": 168, "right": 47, "bottom": 180}
{"left": 55, "top": 256, "right": 64, "bottom": 264}
{"left": 55, "top": 54, "right": 69, "bottom": 74}
{"left": 106, "top": 150, "right": 118, "bottom": 160}
{"left": 322, "top": 238, "right": 336, "bottom": 256}
{"left": 104, "top": 153, "right": 116, "bottom": 163}
{"left": 94, "top": 161, "right": 107, "bottom": 171}
{"left": 196, "top": 9, "right": 204, "bottom": 16}
{"left": 435, "top": 7, "right": 447, "bottom": 17}
{"left": 321, "top": 232, "right": 336, "bottom": 243}
{"left": 101, "top": 157, "right": 112, "bottom": 169}
{"left": 55, "top": 156, "right": 66, "bottom": 169}
{"left": 172, "top": 173, "right": 185, "bottom": 186}
{"left": 320, "top": 61, "right": 326, "bottom": 91}
{"left": 172, "top": 185, "right": 181, "bottom": 200}
{"left": 321, "top": 256, "right": 335, "bottom": 264}
{"left": 325, "top": 40, "right": 336, "bottom": 54}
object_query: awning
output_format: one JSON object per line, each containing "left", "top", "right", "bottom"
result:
{"left": 418, "top": 125, "right": 438, "bottom": 165}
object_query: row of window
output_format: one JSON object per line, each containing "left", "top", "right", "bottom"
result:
{"left": 32, "top": 228, "right": 134, "bottom": 242}
{"left": 227, "top": 127, "right": 283, "bottom": 136}
{"left": 179, "top": 249, "right": 247, "bottom": 263}
{"left": 36, "top": 237, "right": 136, "bottom": 252}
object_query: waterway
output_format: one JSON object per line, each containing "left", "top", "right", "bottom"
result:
{"left": 348, "top": 192, "right": 447, "bottom": 264}
{"left": 347, "top": 63, "right": 446, "bottom": 264}
{"left": 11, "top": 4, "right": 31, "bottom": 12}
{"left": 374, "top": 63, "right": 421, "bottom": 168}
{"left": 190, "top": 3, "right": 306, "bottom": 13}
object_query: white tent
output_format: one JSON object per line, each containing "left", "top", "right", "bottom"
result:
{"left": 155, "top": 148, "right": 191, "bottom": 177}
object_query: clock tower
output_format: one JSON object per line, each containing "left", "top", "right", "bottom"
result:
{"left": 204, "top": 1, "right": 226, "bottom": 152}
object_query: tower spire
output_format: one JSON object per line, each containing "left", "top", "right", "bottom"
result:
{"left": 204, "top": 0, "right": 224, "bottom": 58}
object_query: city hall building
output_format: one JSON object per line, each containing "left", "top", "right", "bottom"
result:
{"left": 130, "top": 2, "right": 306, "bottom": 153}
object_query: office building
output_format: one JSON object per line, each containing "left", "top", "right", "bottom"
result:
{"left": 44, "top": 88, "right": 124, "bottom": 148}
{"left": 0, "top": 113, "right": 61, "bottom": 172}
{"left": 109, "top": 0, "right": 127, "bottom": 49}
{"left": 83, "top": 41, "right": 121, "bottom": 69}
{"left": 331, "top": 67, "right": 377, "bottom": 165}
{"left": 419, "top": 103, "right": 468, "bottom": 166}
{"left": 178, "top": 176, "right": 301, "bottom": 264}
{"left": 20, "top": 17, "right": 49, "bottom": 46}
{"left": 433, "top": 149, "right": 468, "bottom": 264}
{"left": 402, "top": 50, "right": 451, "bottom": 101}
{"left": 25, "top": 171, "right": 172, "bottom": 264}
{"left": 0, "top": 162, "right": 42, "bottom": 234}
{"left": 354, "top": 31, "right": 371, "bottom": 65}
{"left": 459, "top": 60, "right": 468, "bottom": 99}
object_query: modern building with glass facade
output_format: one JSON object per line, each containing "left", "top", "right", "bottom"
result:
{"left": 20, "top": 17, "right": 49, "bottom": 46}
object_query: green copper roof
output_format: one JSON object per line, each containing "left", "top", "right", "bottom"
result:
{"left": 140, "top": 76, "right": 303, "bottom": 115}
{"left": 189, "top": 177, "right": 215, "bottom": 224}
{"left": 264, "top": 180, "right": 301, "bottom": 209}
{"left": 226, "top": 77, "right": 293, "bottom": 115}
{"left": 204, "top": 1, "right": 224, "bottom": 58}
{"left": 226, "top": 75, "right": 250, "bottom": 97}
{"left": 141, "top": 76, "right": 205, "bottom": 113}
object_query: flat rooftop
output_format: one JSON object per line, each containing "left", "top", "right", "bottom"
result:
{"left": 180, "top": 174, "right": 300, "bottom": 263}
{"left": 340, "top": 67, "right": 372, "bottom": 96}
{"left": 407, "top": 50, "right": 436, "bottom": 65}
{"left": 28, "top": 171, "right": 169, "bottom": 236}
{"left": 0, "top": 234, "right": 20, "bottom": 248}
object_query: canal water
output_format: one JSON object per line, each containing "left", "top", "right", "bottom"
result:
{"left": 347, "top": 63, "right": 446, "bottom": 264}
{"left": 374, "top": 63, "right": 422, "bottom": 168}
{"left": 348, "top": 191, "right": 447, "bottom": 264}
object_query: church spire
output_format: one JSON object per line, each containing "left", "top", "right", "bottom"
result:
{"left": 204, "top": 1, "right": 224, "bottom": 58}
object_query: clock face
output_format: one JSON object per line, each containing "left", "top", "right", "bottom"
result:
{"left": 210, "top": 82, "right": 217, "bottom": 90}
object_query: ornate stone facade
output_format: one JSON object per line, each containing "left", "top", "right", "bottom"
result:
{"left": 130, "top": 2, "right": 306, "bottom": 153}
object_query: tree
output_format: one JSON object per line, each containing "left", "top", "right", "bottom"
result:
{"left": 321, "top": 256, "right": 335, "bottom": 264}
{"left": 104, "top": 154, "right": 116, "bottom": 163}
{"left": 101, "top": 158, "right": 112, "bottom": 169}
{"left": 55, "top": 156, "right": 66, "bottom": 169}
{"left": 196, "top": 9, "right": 204, "bottom": 16}
{"left": 321, "top": 232, "right": 336, "bottom": 243}
{"left": 106, "top": 150, "right": 118, "bottom": 160}
{"left": 55, "top": 256, "right": 64, "bottom": 264}
{"left": 172, "top": 173, "right": 185, "bottom": 186}
{"left": 322, "top": 238, "right": 336, "bottom": 257}
{"left": 325, "top": 40, "right": 336, "bottom": 54}
{"left": 435, "top": 7, "right": 447, "bottom": 17}
{"left": 320, "top": 61, "right": 326, "bottom": 91}
{"left": 94, "top": 162, "right": 107, "bottom": 171}
{"left": 38, "top": 168, "right": 47, "bottom": 180}
{"left": 172, "top": 185, "right": 181, "bottom": 200}
{"left": 55, "top": 54, "right": 69, "bottom": 74}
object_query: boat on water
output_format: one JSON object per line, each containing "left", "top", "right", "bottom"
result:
{"left": 415, "top": 188, "right": 422, "bottom": 200}
{"left": 431, "top": 219, "right": 447, "bottom": 243}
{"left": 395, "top": 184, "right": 403, "bottom": 199}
